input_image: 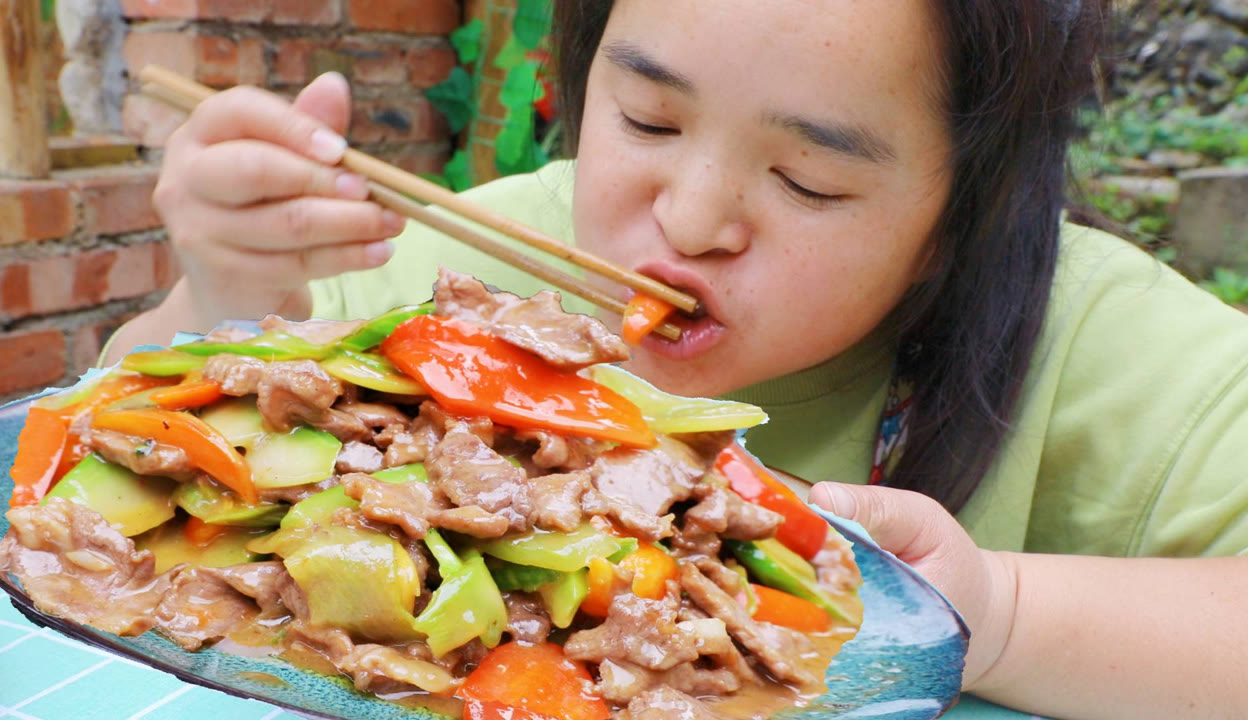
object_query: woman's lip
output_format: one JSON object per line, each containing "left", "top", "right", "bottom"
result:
{"left": 640, "top": 313, "right": 727, "bottom": 360}
{"left": 632, "top": 262, "right": 723, "bottom": 322}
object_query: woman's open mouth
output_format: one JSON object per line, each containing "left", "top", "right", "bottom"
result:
{"left": 634, "top": 263, "right": 728, "bottom": 360}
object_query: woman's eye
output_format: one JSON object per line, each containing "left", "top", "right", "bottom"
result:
{"left": 619, "top": 112, "right": 679, "bottom": 137}
{"left": 775, "top": 171, "right": 847, "bottom": 208}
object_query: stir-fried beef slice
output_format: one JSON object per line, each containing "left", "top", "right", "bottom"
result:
{"left": 84, "top": 428, "right": 198, "bottom": 481}
{"left": 515, "top": 429, "right": 609, "bottom": 471}
{"left": 597, "top": 659, "right": 745, "bottom": 708}
{"left": 613, "top": 686, "right": 727, "bottom": 720}
{"left": 341, "top": 473, "right": 511, "bottom": 540}
{"left": 503, "top": 592, "right": 552, "bottom": 644}
{"left": 208, "top": 561, "right": 304, "bottom": 618}
{"left": 256, "top": 360, "right": 371, "bottom": 442}
{"left": 285, "top": 619, "right": 355, "bottom": 665}
{"left": 258, "top": 315, "right": 364, "bottom": 345}
{"left": 203, "top": 354, "right": 267, "bottom": 396}
{"left": 422, "top": 402, "right": 495, "bottom": 446}
{"left": 342, "top": 473, "right": 438, "bottom": 538}
{"left": 432, "top": 638, "right": 490, "bottom": 676}
{"left": 680, "top": 564, "right": 817, "bottom": 686}
{"left": 684, "top": 483, "right": 783, "bottom": 541}
{"left": 669, "top": 430, "right": 737, "bottom": 464}
{"left": 433, "top": 267, "right": 630, "bottom": 370}
{"left": 564, "top": 592, "right": 700, "bottom": 672}
{"left": 155, "top": 566, "right": 260, "bottom": 650}
{"left": 812, "top": 527, "right": 863, "bottom": 594}
{"left": 527, "top": 470, "right": 591, "bottom": 532}
{"left": 686, "top": 556, "right": 744, "bottom": 596}
{"left": 399, "top": 538, "right": 431, "bottom": 589}
{"left": 378, "top": 421, "right": 438, "bottom": 466}
{"left": 257, "top": 476, "right": 339, "bottom": 505}
{"left": 427, "top": 422, "right": 532, "bottom": 532}
{"left": 670, "top": 524, "right": 722, "bottom": 559}
{"left": 336, "top": 401, "right": 411, "bottom": 433}
{"left": 342, "top": 644, "right": 457, "bottom": 695}
{"left": 1, "top": 499, "right": 172, "bottom": 636}
{"left": 336, "top": 440, "right": 384, "bottom": 474}
{"left": 587, "top": 437, "right": 708, "bottom": 542}
{"left": 429, "top": 506, "right": 511, "bottom": 538}
{"left": 202, "top": 326, "right": 257, "bottom": 343}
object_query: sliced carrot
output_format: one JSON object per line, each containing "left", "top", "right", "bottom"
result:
{"left": 9, "top": 407, "right": 69, "bottom": 507}
{"left": 619, "top": 542, "right": 679, "bottom": 601}
{"left": 749, "top": 583, "right": 832, "bottom": 633}
{"left": 150, "top": 378, "right": 224, "bottom": 410}
{"left": 580, "top": 556, "right": 622, "bottom": 618}
{"left": 458, "top": 642, "right": 609, "bottom": 720}
{"left": 91, "top": 409, "right": 257, "bottom": 505}
{"left": 621, "top": 294, "right": 676, "bottom": 346}
{"left": 183, "top": 516, "right": 230, "bottom": 548}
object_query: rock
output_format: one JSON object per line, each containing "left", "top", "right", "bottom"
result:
{"left": 1090, "top": 176, "right": 1181, "bottom": 206}
{"left": 1212, "top": 0, "right": 1248, "bottom": 30}
{"left": 1173, "top": 167, "right": 1248, "bottom": 276}
{"left": 1146, "top": 149, "right": 1207, "bottom": 171}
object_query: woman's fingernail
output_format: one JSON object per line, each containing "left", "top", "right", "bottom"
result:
{"left": 309, "top": 128, "right": 347, "bottom": 164}
{"left": 365, "top": 240, "right": 394, "bottom": 266}
{"left": 381, "top": 210, "right": 406, "bottom": 235}
{"left": 335, "top": 173, "right": 368, "bottom": 199}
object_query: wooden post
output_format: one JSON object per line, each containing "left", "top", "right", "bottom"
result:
{"left": 0, "top": 0, "right": 51, "bottom": 179}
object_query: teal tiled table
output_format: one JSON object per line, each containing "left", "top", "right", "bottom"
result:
{"left": 0, "top": 598, "right": 1041, "bottom": 720}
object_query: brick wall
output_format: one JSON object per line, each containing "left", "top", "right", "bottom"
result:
{"left": 0, "top": 0, "right": 462, "bottom": 403}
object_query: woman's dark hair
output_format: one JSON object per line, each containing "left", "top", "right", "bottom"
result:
{"left": 551, "top": 0, "right": 1108, "bottom": 514}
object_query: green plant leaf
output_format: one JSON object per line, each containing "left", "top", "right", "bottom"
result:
{"left": 426, "top": 66, "right": 476, "bottom": 134}
{"left": 499, "top": 61, "right": 541, "bottom": 112}
{"left": 443, "top": 149, "right": 473, "bottom": 192}
{"left": 450, "top": 18, "right": 484, "bottom": 64}
{"left": 513, "top": 0, "right": 552, "bottom": 50}
{"left": 493, "top": 34, "right": 528, "bottom": 72}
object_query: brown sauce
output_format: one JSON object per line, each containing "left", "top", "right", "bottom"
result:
{"left": 216, "top": 621, "right": 858, "bottom": 719}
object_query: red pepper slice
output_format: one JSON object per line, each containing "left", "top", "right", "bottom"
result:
{"left": 717, "top": 443, "right": 828, "bottom": 560}
{"left": 749, "top": 583, "right": 833, "bottom": 633}
{"left": 9, "top": 407, "right": 69, "bottom": 507}
{"left": 458, "top": 642, "right": 610, "bottom": 720}
{"left": 620, "top": 294, "right": 675, "bottom": 346}
{"left": 381, "top": 316, "right": 655, "bottom": 448}
{"left": 91, "top": 409, "right": 257, "bottom": 505}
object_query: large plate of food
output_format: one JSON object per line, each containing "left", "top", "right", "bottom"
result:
{"left": 0, "top": 269, "right": 968, "bottom": 719}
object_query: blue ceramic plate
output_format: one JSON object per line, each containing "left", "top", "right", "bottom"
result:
{"left": 0, "top": 392, "right": 968, "bottom": 719}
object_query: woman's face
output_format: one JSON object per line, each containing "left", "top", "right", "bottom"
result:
{"left": 573, "top": 0, "right": 954, "bottom": 398}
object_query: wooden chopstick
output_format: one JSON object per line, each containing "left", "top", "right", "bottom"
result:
{"left": 137, "top": 65, "right": 699, "bottom": 321}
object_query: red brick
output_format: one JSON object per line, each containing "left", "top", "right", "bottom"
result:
{"left": 272, "top": 0, "right": 340, "bottom": 25}
{"left": 0, "top": 242, "right": 174, "bottom": 320}
{"left": 122, "top": 94, "right": 188, "bottom": 148}
{"left": 123, "top": 0, "right": 337, "bottom": 23}
{"left": 390, "top": 144, "right": 452, "bottom": 177}
{"left": 346, "top": 0, "right": 460, "bottom": 34}
{"left": 123, "top": 30, "right": 266, "bottom": 88}
{"left": 340, "top": 39, "right": 407, "bottom": 85}
{"left": 0, "top": 180, "right": 77, "bottom": 245}
{"left": 272, "top": 38, "right": 317, "bottom": 85}
{"left": 407, "top": 43, "right": 457, "bottom": 89}
{"left": 70, "top": 313, "right": 140, "bottom": 375}
{"left": 62, "top": 165, "right": 162, "bottom": 236}
{"left": 0, "top": 330, "right": 68, "bottom": 396}
{"left": 350, "top": 97, "right": 447, "bottom": 144}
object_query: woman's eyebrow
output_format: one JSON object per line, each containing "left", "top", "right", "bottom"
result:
{"left": 601, "top": 41, "right": 696, "bottom": 95}
{"left": 766, "top": 113, "right": 897, "bottom": 164}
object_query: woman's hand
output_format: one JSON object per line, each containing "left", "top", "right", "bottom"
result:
{"left": 809, "top": 482, "right": 1016, "bottom": 690}
{"left": 152, "top": 72, "right": 407, "bottom": 330}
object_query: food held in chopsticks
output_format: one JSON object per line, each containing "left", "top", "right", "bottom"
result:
{"left": 0, "top": 269, "right": 862, "bottom": 719}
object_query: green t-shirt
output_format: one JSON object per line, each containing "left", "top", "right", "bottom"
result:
{"left": 311, "top": 160, "right": 1248, "bottom": 558}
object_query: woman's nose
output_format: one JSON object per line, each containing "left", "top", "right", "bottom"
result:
{"left": 652, "top": 162, "right": 752, "bottom": 257}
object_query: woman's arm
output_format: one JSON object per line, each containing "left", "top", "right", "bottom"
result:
{"left": 974, "top": 552, "right": 1248, "bottom": 720}
{"left": 811, "top": 482, "right": 1248, "bottom": 720}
